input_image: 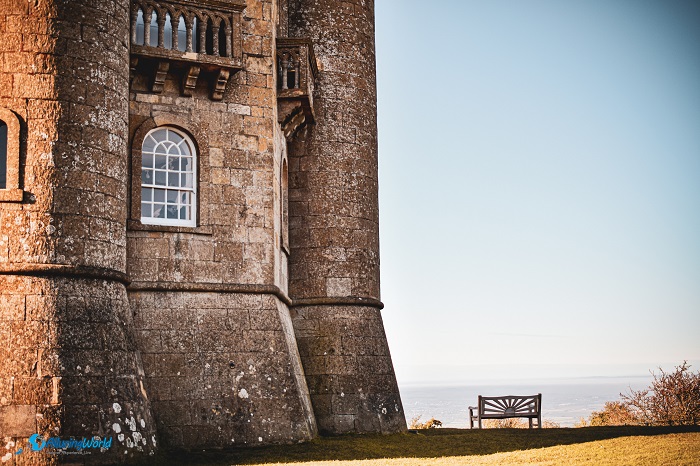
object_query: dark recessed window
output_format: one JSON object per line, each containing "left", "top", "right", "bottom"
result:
{"left": 0, "top": 120, "right": 7, "bottom": 190}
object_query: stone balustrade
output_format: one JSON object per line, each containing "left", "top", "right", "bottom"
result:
{"left": 130, "top": 0, "right": 245, "bottom": 99}
{"left": 276, "top": 38, "right": 318, "bottom": 138}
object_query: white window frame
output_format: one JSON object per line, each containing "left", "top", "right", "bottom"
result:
{"left": 140, "top": 127, "right": 197, "bottom": 227}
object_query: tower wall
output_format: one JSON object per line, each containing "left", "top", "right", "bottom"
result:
{"left": 0, "top": 0, "right": 156, "bottom": 462}
{"left": 287, "top": 0, "right": 406, "bottom": 434}
{"left": 125, "top": 0, "right": 317, "bottom": 448}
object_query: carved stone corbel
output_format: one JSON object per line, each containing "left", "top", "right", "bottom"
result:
{"left": 182, "top": 65, "right": 201, "bottom": 97}
{"left": 152, "top": 61, "right": 170, "bottom": 94}
{"left": 212, "top": 69, "right": 230, "bottom": 101}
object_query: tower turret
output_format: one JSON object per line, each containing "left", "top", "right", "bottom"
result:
{"left": 286, "top": 0, "right": 406, "bottom": 434}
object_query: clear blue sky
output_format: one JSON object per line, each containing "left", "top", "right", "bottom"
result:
{"left": 375, "top": 0, "right": 700, "bottom": 384}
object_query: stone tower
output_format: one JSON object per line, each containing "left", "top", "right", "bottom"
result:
{"left": 0, "top": 0, "right": 405, "bottom": 462}
{"left": 286, "top": 0, "right": 406, "bottom": 434}
{"left": 0, "top": 0, "right": 157, "bottom": 462}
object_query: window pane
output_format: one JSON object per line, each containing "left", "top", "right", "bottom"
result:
{"left": 142, "top": 187, "right": 152, "bottom": 201}
{"left": 167, "top": 190, "right": 178, "bottom": 203}
{"left": 143, "top": 135, "right": 156, "bottom": 152}
{"left": 153, "top": 204, "right": 165, "bottom": 218}
{"left": 143, "top": 153, "right": 154, "bottom": 168}
{"left": 169, "top": 130, "right": 183, "bottom": 144}
{"left": 168, "top": 172, "right": 179, "bottom": 186}
{"left": 155, "top": 155, "right": 167, "bottom": 169}
{"left": 152, "top": 129, "right": 167, "bottom": 143}
{"left": 141, "top": 203, "right": 152, "bottom": 217}
{"left": 154, "top": 171, "right": 166, "bottom": 185}
{"left": 167, "top": 205, "right": 178, "bottom": 219}
{"left": 154, "top": 188, "right": 165, "bottom": 202}
{"left": 180, "top": 205, "right": 189, "bottom": 220}
{"left": 167, "top": 156, "right": 178, "bottom": 170}
{"left": 182, "top": 157, "right": 192, "bottom": 171}
{"left": 179, "top": 140, "right": 191, "bottom": 156}
{"left": 141, "top": 169, "right": 153, "bottom": 184}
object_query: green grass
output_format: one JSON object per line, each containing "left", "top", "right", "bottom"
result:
{"left": 141, "top": 426, "right": 700, "bottom": 465}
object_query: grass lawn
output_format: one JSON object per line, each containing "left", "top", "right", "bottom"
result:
{"left": 146, "top": 426, "right": 700, "bottom": 465}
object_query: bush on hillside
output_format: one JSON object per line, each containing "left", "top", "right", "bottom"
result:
{"left": 622, "top": 361, "right": 700, "bottom": 426}
{"left": 579, "top": 361, "right": 700, "bottom": 427}
{"left": 585, "top": 401, "right": 639, "bottom": 426}
{"left": 409, "top": 416, "right": 443, "bottom": 429}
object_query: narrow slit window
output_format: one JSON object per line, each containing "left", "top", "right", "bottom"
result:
{"left": 0, "top": 120, "right": 7, "bottom": 190}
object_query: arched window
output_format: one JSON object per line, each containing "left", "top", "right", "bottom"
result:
{"left": 0, "top": 120, "right": 7, "bottom": 190}
{"left": 0, "top": 108, "right": 23, "bottom": 202}
{"left": 140, "top": 127, "right": 196, "bottom": 226}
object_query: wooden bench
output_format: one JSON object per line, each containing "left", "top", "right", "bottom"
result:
{"left": 469, "top": 393, "right": 542, "bottom": 429}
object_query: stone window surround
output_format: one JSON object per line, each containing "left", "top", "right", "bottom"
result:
{"left": 0, "top": 108, "right": 24, "bottom": 202}
{"left": 129, "top": 115, "right": 211, "bottom": 235}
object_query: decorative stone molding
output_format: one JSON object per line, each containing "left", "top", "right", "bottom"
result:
{"left": 130, "top": 0, "right": 245, "bottom": 100}
{"left": 277, "top": 38, "right": 318, "bottom": 139}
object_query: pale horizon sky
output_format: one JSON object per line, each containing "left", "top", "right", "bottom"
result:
{"left": 375, "top": 0, "right": 700, "bottom": 385}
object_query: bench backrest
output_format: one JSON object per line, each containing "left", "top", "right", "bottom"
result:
{"left": 478, "top": 394, "right": 541, "bottom": 416}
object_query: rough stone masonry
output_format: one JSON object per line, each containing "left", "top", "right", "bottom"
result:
{"left": 0, "top": 0, "right": 406, "bottom": 463}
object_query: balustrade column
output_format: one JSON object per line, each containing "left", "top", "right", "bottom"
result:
{"left": 186, "top": 18, "right": 193, "bottom": 52}
{"left": 281, "top": 57, "right": 289, "bottom": 89}
{"left": 157, "top": 13, "right": 166, "bottom": 48}
{"left": 225, "top": 28, "right": 232, "bottom": 58}
{"left": 131, "top": 9, "right": 139, "bottom": 44}
{"left": 171, "top": 15, "right": 179, "bottom": 50}
{"left": 198, "top": 19, "right": 206, "bottom": 53}
{"left": 143, "top": 9, "right": 152, "bottom": 46}
{"left": 212, "top": 22, "right": 220, "bottom": 56}
{"left": 294, "top": 60, "right": 300, "bottom": 88}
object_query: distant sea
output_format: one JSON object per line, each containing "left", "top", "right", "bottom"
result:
{"left": 400, "top": 376, "right": 653, "bottom": 428}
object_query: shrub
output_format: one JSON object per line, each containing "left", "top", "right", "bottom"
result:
{"left": 579, "top": 361, "right": 700, "bottom": 427}
{"left": 622, "top": 361, "right": 700, "bottom": 426}
{"left": 586, "top": 401, "right": 639, "bottom": 426}
{"left": 409, "top": 416, "right": 443, "bottom": 429}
